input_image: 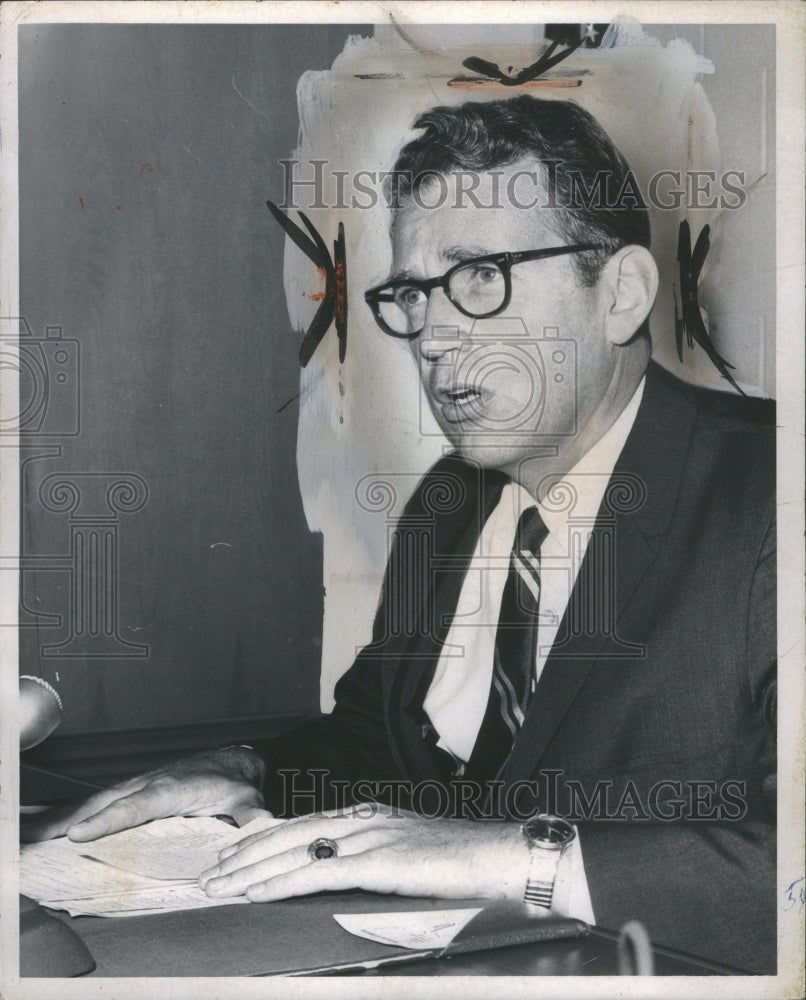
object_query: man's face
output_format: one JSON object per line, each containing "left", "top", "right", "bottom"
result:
{"left": 391, "top": 161, "right": 618, "bottom": 481}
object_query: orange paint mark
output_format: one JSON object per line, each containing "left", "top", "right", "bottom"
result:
{"left": 309, "top": 292, "right": 326, "bottom": 301}
{"left": 116, "top": 205, "right": 122, "bottom": 210}
{"left": 316, "top": 267, "right": 327, "bottom": 281}
{"left": 334, "top": 257, "right": 347, "bottom": 328}
{"left": 140, "top": 162, "right": 154, "bottom": 173}
{"left": 79, "top": 197, "right": 85, "bottom": 209}
{"left": 449, "top": 78, "right": 582, "bottom": 91}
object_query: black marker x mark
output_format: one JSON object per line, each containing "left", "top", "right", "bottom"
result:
{"left": 462, "top": 29, "right": 591, "bottom": 86}
{"left": 675, "top": 219, "right": 745, "bottom": 396}
{"left": 267, "top": 201, "right": 347, "bottom": 367}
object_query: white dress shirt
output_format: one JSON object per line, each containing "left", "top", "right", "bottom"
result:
{"left": 422, "top": 377, "right": 646, "bottom": 921}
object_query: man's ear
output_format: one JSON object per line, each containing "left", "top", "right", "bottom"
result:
{"left": 600, "top": 245, "right": 659, "bottom": 345}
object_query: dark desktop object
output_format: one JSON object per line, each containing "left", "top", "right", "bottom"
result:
{"left": 20, "top": 895, "right": 96, "bottom": 978}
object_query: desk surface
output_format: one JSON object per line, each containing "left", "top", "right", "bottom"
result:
{"left": 45, "top": 894, "right": 736, "bottom": 978}
{"left": 21, "top": 769, "right": 739, "bottom": 978}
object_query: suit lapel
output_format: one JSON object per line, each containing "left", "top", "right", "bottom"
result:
{"left": 504, "top": 363, "right": 698, "bottom": 781}
{"left": 380, "top": 456, "right": 508, "bottom": 780}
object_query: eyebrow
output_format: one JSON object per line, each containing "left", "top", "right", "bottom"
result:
{"left": 387, "top": 267, "right": 418, "bottom": 282}
{"left": 443, "top": 244, "right": 492, "bottom": 261}
{"left": 388, "top": 244, "right": 496, "bottom": 282}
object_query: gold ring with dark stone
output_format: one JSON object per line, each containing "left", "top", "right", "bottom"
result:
{"left": 307, "top": 837, "right": 338, "bottom": 861}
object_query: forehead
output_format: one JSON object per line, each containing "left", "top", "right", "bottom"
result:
{"left": 391, "top": 160, "right": 561, "bottom": 264}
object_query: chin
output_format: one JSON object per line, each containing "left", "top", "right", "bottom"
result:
{"left": 450, "top": 433, "right": 563, "bottom": 485}
{"left": 451, "top": 437, "right": 522, "bottom": 475}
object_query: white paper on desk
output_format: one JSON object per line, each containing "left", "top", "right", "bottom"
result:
{"left": 41, "top": 882, "right": 251, "bottom": 918}
{"left": 79, "top": 814, "right": 283, "bottom": 880}
{"left": 20, "top": 838, "right": 185, "bottom": 901}
{"left": 20, "top": 815, "right": 284, "bottom": 918}
{"left": 333, "top": 908, "right": 482, "bottom": 950}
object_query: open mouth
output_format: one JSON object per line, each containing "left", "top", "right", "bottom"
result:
{"left": 446, "top": 387, "right": 481, "bottom": 403}
{"left": 433, "top": 384, "right": 485, "bottom": 422}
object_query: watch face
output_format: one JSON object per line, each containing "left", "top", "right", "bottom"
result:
{"left": 523, "top": 814, "right": 576, "bottom": 847}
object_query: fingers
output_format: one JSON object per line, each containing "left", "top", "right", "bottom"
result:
{"left": 207, "top": 816, "right": 352, "bottom": 874}
{"left": 215, "top": 823, "right": 290, "bottom": 861}
{"left": 67, "top": 775, "right": 262, "bottom": 841}
{"left": 198, "top": 813, "right": 513, "bottom": 904}
{"left": 247, "top": 852, "right": 378, "bottom": 902}
{"left": 207, "top": 824, "right": 389, "bottom": 884}
{"left": 20, "top": 779, "right": 148, "bottom": 842}
{"left": 201, "top": 828, "right": 390, "bottom": 899}
{"left": 21, "top": 754, "right": 269, "bottom": 844}
{"left": 202, "top": 843, "right": 311, "bottom": 896}
{"left": 21, "top": 801, "right": 99, "bottom": 843}
{"left": 66, "top": 783, "right": 180, "bottom": 841}
{"left": 216, "top": 818, "right": 321, "bottom": 862}
{"left": 217, "top": 809, "right": 395, "bottom": 864}
{"left": 230, "top": 804, "right": 274, "bottom": 828}
{"left": 22, "top": 766, "right": 267, "bottom": 844}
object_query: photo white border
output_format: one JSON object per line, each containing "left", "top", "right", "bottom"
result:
{"left": 1, "top": 3, "right": 803, "bottom": 999}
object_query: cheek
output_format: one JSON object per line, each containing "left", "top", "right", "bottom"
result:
{"left": 465, "top": 353, "right": 548, "bottom": 435}
{"left": 510, "top": 268, "right": 597, "bottom": 331}
{"left": 462, "top": 342, "right": 544, "bottom": 401}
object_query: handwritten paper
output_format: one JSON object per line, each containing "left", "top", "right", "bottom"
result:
{"left": 50, "top": 883, "right": 250, "bottom": 918}
{"left": 333, "top": 908, "right": 482, "bottom": 950}
{"left": 20, "top": 840, "right": 173, "bottom": 902}
{"left": 76, "top": 815, "right": 282, "bottom": 880}
{"left": 20, "top": 815, "right": 282, "bottom": 917}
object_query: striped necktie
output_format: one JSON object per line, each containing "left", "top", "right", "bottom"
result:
{"left": 466, "top": 506, "right": 549, "bottom": 782}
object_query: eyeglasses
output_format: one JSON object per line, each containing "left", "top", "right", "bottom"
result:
{"left": 364, "top": 244, "right": 605, "bottom": 339}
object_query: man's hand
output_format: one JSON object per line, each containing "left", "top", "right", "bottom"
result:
{"left": 199, "top": 805, "right": 529, "bottom": 902}
{"left": 21, "top": 747, "right": 269, "bottom": 843}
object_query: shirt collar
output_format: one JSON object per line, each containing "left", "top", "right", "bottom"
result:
{"left": 511, "top": 376, "right": 646, "bottom": 549}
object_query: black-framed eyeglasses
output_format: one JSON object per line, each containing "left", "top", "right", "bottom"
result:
{"left": 364, "top": 244, "right": 605, "bottom": 339}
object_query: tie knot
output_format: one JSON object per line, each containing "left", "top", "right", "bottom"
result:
{"left": 515, "top": 506, "right": 548, "bottom": 555}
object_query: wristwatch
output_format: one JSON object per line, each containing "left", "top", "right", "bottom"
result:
{"left": 522, "top": 813, "right": 576, "bottom": 909}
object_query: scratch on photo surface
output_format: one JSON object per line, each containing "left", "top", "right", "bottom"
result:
{"left": 232, "top": 75, "right": 269, "bottom": 119}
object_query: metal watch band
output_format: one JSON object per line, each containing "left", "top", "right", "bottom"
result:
{"left": 524, "top": 846, "right": 563, "bottom": 908}
{"left": 522, "top": 814, "right": 575, "bottom": 909}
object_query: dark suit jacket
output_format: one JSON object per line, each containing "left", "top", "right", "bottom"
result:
{"left": 257, "top": 362, "right": 776, "bottom": 973}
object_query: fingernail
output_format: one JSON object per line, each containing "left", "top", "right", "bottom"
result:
{"left": 205, "top": 876, "right": 229, "bottom": 896}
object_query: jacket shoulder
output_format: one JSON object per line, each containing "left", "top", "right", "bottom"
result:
{"left": 648, "top": 361, "right": 775, "bottom": 432}
{"left": 645, "top": 363, "right": 775, "bottom": 513}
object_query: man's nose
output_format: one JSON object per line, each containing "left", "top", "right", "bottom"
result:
{"left": 416, "top": 290, "right": 472, "bottom": 361}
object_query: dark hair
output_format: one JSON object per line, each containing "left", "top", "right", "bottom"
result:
{"left": 392, "top": 96, "right": 650, "bottom": 287}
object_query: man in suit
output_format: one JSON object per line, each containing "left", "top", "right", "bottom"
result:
{"left": 26, "top": 97, "right": 776, "bottom": 972}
